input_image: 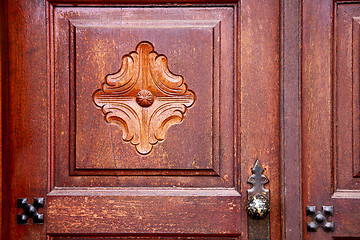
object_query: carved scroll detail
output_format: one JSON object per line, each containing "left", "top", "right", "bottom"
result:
{"left": 93, "top": 42, "right": 196, "bottom": 155}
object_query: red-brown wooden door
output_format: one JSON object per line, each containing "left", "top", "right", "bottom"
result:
{"left": 302, "top": 0, "right": 360, "bottom": 239}
{"left": 1, "top": 0, "right": 282, "bottom": 239}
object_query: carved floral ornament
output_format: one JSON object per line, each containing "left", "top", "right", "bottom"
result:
{"left": 92, "top": 41, "right": 196, "bottom": 155}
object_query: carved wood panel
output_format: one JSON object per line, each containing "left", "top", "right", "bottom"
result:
{"left": 3, "top": 0, "right": 287, "bottom": 238}
{"left": 52, "top": 7, "right": 235, "bottom": 187}
{"left": 93, "top": 41, "right": 196, "bottom": 155}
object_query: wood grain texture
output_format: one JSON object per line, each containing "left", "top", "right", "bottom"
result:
{"left": 66, "top": 16, "right": 221, "bottom": 175}
{"left": 47, "top": 189, "right": 241, "bottom": 234}
{"left": 333, "top": 5, "right": 360, "bottom": 214}
{"left": 331, "top": 197, "right": 360, "bottom": 237}
{"left": 6, "top": 0, "right": 48, "bottom": 239}
{"left": 47, "top": 0, "right": 239, "bottom": 4}
{"left": 49, "top": 235, "right": 240, "bottom": 240}
{"left": 334, "top": 3, "right": 360, "bottom": 191}
{"left": 52, "top": 6, "right": 235, "bottom": 188}
{"left": 239, "top": 0, "right": 281, "bottom": 239}
{"left": 302, "top": 0, "right": 360, "bottom": 238}
{"left": 2, "top": 0, "right": 285, "bottom": 239}
{"left": 352, "top": 17, "right": 360, "bottom": 178}
{"left": 0, "top": 1, "right": 9, "bottom": 239}
{"left": 332, "top": 2, "right": 360, "bottom": 238}
{"left": 280, "top": 0, "right": 302, "bottom": 238}
{"left": 92, "top": 41, "right": 196, "bottom": 155}
{"left": 302, "top": 0, "right": 333, "bottom": 238}
{"left": 0, "top": 0, "right": 5, "bottom": 237}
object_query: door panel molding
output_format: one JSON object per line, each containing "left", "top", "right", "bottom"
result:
{"left": 0, "top": 0, "right": 5, "bottom": 237}
{"left": 303, "top": 0, "right": 360, "bottom": 238}
{"left": 47, "top": 234, "right": 241, "bottom": 240}
{"left": 1, "top": 0, "right": 284, "bottom": 239}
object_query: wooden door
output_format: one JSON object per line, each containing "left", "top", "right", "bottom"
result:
{"left": 302, "top": 0, "right": 360, "bottom": 239}
{"left": 1, "top": 0, "right": 281, "bottom": 239}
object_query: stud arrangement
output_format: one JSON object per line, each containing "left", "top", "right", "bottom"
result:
{"left": 306, "top": 205, "right": 334, "bottom": 232}
{"left": 17, "top": 198, "right": 44, "bottom": 224}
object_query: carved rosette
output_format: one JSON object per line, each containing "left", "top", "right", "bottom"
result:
{"left": 93, "top": 42, "right": 196, "bottom": 155}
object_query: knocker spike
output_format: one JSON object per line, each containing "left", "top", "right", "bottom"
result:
{"left": 246, "top": 160, "right": 270, "bottom": 220}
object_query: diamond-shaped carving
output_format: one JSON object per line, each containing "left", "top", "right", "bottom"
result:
{"left": 93, "top": 41, "right": 196, "bottom": 155}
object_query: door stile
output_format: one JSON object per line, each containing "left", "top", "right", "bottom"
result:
{"left": 239, "top": 0, "right": 281, "bottom": 239}
{"left": 280, "top": 0, "right": 303, "bottom": 238}
{"left": 1, "top": 0, "right": 9, "bottom": 239}
{"left": 302, "top": 0, "right": 334, "bottom": 238}
{"left": 0, "top": 0, "right": 5, "bottom": 238}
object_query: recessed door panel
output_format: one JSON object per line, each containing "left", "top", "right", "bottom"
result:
{"left": 302, "top": 1, "right": 360, "bottom": 238}
{"left": 52, "top": 6, "right": 235, "bottom": 188}
{"left": 3, "top": 0, "right": 281, "bottom": 239}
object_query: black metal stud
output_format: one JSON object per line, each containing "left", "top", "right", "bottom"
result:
{"left": 306, "top": 206, "right": 334, "bottom": 232}
{"left": 17, "top": 198, "right": 44, "bottom": 224}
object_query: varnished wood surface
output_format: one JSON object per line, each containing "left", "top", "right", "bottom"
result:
{"left": 332, "top": 2, "right": 360, "bottom": 237}
{"left": 47, "top": 0, "right": 239, "bottom": 4}
{"left": 5, "top": 0, "right": 360, "bottom": 238}
{"left": 0, "top": 1, "right": 9, "bottom": 239}
{"left": 280, "top": 0, "right": 302, "bottom": 238}
{"left": 302, "top": 0, "right": 360, "bottom": 238}
{"left": 52, "top": 6, "right": 235, "bottom": 187}
{"left": 3, "top": 1, "right": 243, "bottom": 239}
{"left": 6, "top": 1, "right": 48, "bottom": 239}
{"left": 334, "top": 3, "right": 360, "bottom": 192}
{"left": 2, "top": 0, "right": 284, "bottom": 239}
{"left": 47, "top": 189, "right": 241, "bottom": 234}
{"left": 49, "top": 236, "right": 240, "bottom": 240}
{"left": 0, "top": 0, "right": 5, "bottom": 237}
{"left": 302, "top": 0, "right": 333, "bottom": 238}
{"left": 239, "top": 0, "right": 280, "bottom": 239}
{"left": 92, "top": 41, "right": 196, "bottom": 155}
{"left": 5, "top": 0, "right": 48, "bottom": 239}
